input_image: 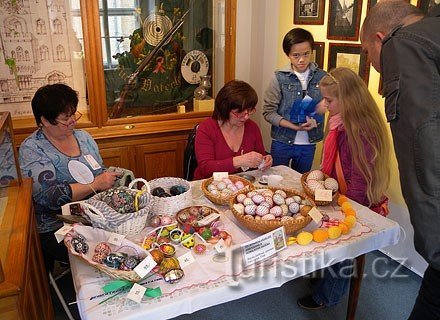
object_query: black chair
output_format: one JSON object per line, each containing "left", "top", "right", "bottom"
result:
{"left": 183, "top": 124, "right": 199, "bottom": 181}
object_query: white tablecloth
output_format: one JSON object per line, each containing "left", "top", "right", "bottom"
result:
{"left": 70, "top": 165, "right": 400, "bottom": 320}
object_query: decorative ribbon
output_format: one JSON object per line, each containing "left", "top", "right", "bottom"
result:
{"left": 99, "top": 279, "right": 162, "bottom": 303}
{"left": 153, "top": 56, "right": 166, "bottom": 73}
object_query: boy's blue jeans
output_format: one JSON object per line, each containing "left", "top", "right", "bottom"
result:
{"left": 313, "top": 260, "right": 354, "bottom": 307}
{"left": 271, "top": 140, "right": 316, "bottom": 174}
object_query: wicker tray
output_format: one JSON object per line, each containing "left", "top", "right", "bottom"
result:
{"left": 64, "top": 225, "right": 149, "bottom": 282}
{"left": 202, "top": 175, "right": 254, "bottom": 206}
{"left": 176, "top": 205, "right": 221, "bottom": 228}
{"left": 229, "top": 187, "right": 313, "bottom": 234}
{"left": 131, "top": 177, "right": 192, "bottom": 217}
{"left": 300, "top": 171, "right": 339, "bottom": 206}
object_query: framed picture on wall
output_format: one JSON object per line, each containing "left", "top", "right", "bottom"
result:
{"left": 294, "top": 0, "right": 325, "bottom": 25}
{"left": 417, "top": 0, "right": 440, "bottom": 13}
{"left": 328, "top": 43, "right": 370, "bottom": 84}
{"left": 368, "top": 0, "right": 410, "bottom": 13}
{"left": 312, "top": 42, "right": 325, "bottom": 69}
{"left": 327, "top": 0, "right": 363, "bottom": 41}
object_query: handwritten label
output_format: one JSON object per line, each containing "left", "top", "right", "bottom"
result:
{"left": 197, "top": 213, "right": 220, "bottom": 226}
{"left": 133, "top": 255, "right": 157, "bottom": 278}
{"left": 178, "top": 251, "right": 195, "bottom": 268}
{"left": 241, "top": 226, "right": 286, "bottom": 266}
{"left": 213, "top": 172, "right": 229, "bottom": 181}
{"left": 127, "top": 283, "right": 146, "bottom": 304}
{"left": 84, "top": 154, "right": 101, "bottom": 170}
{"left": 54, "top": 225, "right": 73, "bottom": 243}
{"left": 308, "top": 206, "right": 324, "bottom": 224}
{"left": 108, "top": 232, "right": 125, "bottom": 246}
{"left": 315, "top": 189, "right": 333, "bottom": 202}
{"left": 215, "top": 238, "right": 226, "bottom": 253}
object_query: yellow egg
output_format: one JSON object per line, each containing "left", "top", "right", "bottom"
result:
{"left": 312, "top": 228, "right": 329, "bottom": 243}
{"left": 328, "top": 226, "right": 342, "bottom": 239}
{"left": 344, "top": 215, "right": 357, "bottom": 228}
{"left": 341, "top": 201, "right": 352, "bottom": 212}
{"left": 296, "top": 232, "right": 313, "bottom": 246}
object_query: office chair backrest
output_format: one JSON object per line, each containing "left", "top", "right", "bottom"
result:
{"left": 183, "top": 124, "right": 199, "bottom": 181}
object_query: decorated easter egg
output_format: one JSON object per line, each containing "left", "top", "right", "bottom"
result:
{"left": 307, "top": 179, "right": 325, "bottom": 193}
{"left": 256, "top": 205, "right": 270, "bottom": 217}
{"left": 217, "top": 182, "right": 226, "bottom": 190}
{"left": 161, "top": 215, "right": 173, "bottom": 225}
{"left": 247, "top": 190, "right": 258, "bottom": 198}
{"left": 270, "top": 205, "right": 283, "bottom": 217}
{"left": 235, "top": 181, "right": 245, "bottom": 189}
{"left": 281, "top": 216, "right": 293, "bottom": 222}
{"left": 152, "top": 187, "right": 166, "bottom": 196}
{"left": 280, "top": 204, "right": 289, "bottom": 216}
{"left": 207, "top": 184, "right": 217, "bottom": 192}
{"left": 149, "top": 215, "right": 161, "bottom": 228}
{"left": 252, "top": 194, "right": 265, "bottom": 205}
{"left": 324, "top": 178, "right": 339, "bottom": 192}
{"left": 262, "top": 214, "right": 276, "bottom": 221}
{"left": 170, "top": 185, "right": 187, "bottom": 196}
{"left": 244, "top": 204, "right": 257, "bottom": 215}
{"left": 260, "top": 201, "right": 272, "bottom": 209}
{"left": 236, "top": 193, "right": 247, "bottom": 203}
{"left": 297, "top": 232, "right": 313, "bottom": 245}
{"left": 285, "top": 197, "right": 295, "bottom": 205}
{"left": 227, "top": 184, "right": 238, "bottom": 192}
{"left": 300, "top": 205, "right": 313, "bottom": 217}
{"left": 307, "top": 170, "right": 325, "bottom": 181}
{"left": 273, "top": 193, "right": 285, "bottom": 205}
{"left": 243, "top": 198, "right": 255, "bottom": 206}
{"left": 264, "top": 196, "right": 274, "bottom": 207}
{"left": 223, "top": 178, "right": 233, "bottom": 185}
{"left": 261, "top": 190, "right": 274, "bottom": 197}
{"left": 181, "top": 234, "right": 195, "bottom": 249}
{"left": 288, "top": 202, "right": 300, "bottom": 214}
{"left": 293, "top": 195, "right": 302, "bottom": 204}
{"left": 233, "top": 203, "right": 245, "bottom": 214}
{"left": 274, "top": 189, "right": 287, "bottom": 198}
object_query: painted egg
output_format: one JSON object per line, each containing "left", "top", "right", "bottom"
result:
{"left": 285, "top": 197, "right": 295, "bottom": 205}
{"left": 300, "top": 205, "right": 313, "bottom": 217}
{"left": 161, "top": 215, "right": 173, "bottom": 225}
{"left": 247, "top": 191, "right": 258, "bottom": 198}
{"left": 233, "top": 203, "right": 245, "bottom": 214}
{"left": 307, "top": 170, "right": 325, "bottom": 181}
{"left": 288, "top": 202, "right": 300, "bottom": 214}
{"left": 207, "top": 184, "right": 217, "bottom": 192}
{"left": 270, "top": 205, "right": 283, "bottom": 217}
{"left": 181, "top": 234, "right": 195, "bottom": 249}
{"left": 217, "top": 182, "right": 227, "bottom": 190}
{"left": 293, "top": 195, "right": 302, "bottom": 204}
{"left": 235, "top": 181, "right": 245, "bottom": 189}
{"left": 260, "top": 201, "right": 272, "bottom": 209}
{"left": 262, "top": 213, "right": 276, "bottom": 220}
{"left": 264, "top": 196, "right": 274, "bottom": 207}
{"left": 252, "top": 194, "right": 265, "bottom": 205}
{"left": 210, "top": 189, "right": 220, "bottom": 196}
{"left": 236, "top": 193, "right": 247, "bottom": 203}
{"left": 223, "top": 178, "right": 233, "bottom": 185}
{"left": 324, "top": 177, "right": 339, "bottom": 192}
{"left": 227, "top": 184, "right": 238, "bottom": 192}
{"left": 244, "top": 204, "right": 257, "bottom": 215}
{"left": 170, "top": 185, "right": 187, "bottom": 196}
{"left": 274, "top": 189, "right": 287, "bottom": 198}
{"left": 307, "top": 179, "right": 325, "bottom": 193}
{"left": 273, "top": 193, "right": 285, "bottom": 205}
{"left": 281, "top": 216, "right": 293, "bottom": 222}
{"left": 243, "top": 198, "right": 255, "bottom": 206}
{"left": 256, "top": 205, "right": 270, "bottom": 216}
{"left": 280, "top": 204, "right": 289, "bottom": 216}
{"left": 261, "top": 190, "right": 274, "bottom": 197}
{"left": 152, "top": 187, "right": 166, "bottom": 196}
{"left": 149, "top": 215, "right": 162, "bottom": 227}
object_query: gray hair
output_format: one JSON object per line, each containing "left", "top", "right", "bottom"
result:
{"left": 362, "top": 1, "right": 423, "bottom": 41}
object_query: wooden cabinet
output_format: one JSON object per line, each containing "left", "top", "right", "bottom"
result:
{"left": 0, "top": 179, "right": 54, "bottom": 320}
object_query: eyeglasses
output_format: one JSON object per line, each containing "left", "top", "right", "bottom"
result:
{"left": 56, "top": 111, "right": 82, "bottom": 127}
{"left": 231, "top": 107, "right": 256, "bottom": 119}
{"left": 290, "top": 51, "right": 311, "bottom": 59}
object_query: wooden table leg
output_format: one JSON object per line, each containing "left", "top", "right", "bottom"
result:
{"left": 346, "top": 254, "right": 366, "bottom": 320}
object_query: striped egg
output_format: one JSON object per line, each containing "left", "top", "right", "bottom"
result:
{"left": 259, "top": 201, "right": 272, "bottom": 209}
{"left": 247, "top": 190, "right": 258, "bottom": 198}
{"left": 285, "top": 197, "right": 295, "bottom": 205}
{"left": 256, "top": 205, "right": 270, "bottom": 216}
{"left": 273, "top": 193, "right": 285, "bottom": 205}
{"left": 324, "top": 177, "right": 339, "bottom": 192}
{"left": 235, "top": 181, "right": 245, "bottom": 189}
{"left": 288, "top": 202, "right": 300, "bottom": 214}
{"left": 236, "top": 193, "right": 247, "bottom": 203}
{"left": 227, "top": 183, "right": 238, "bottom": 192}
{"left": 210, "top": 189, "right": 220, "bottom": 196}
{"left": 307, "top": 169, "right": 325, "bottom": 181}
{"left": 264, "top": 196, "right": 274, "bottom": 207}
{"left": 270, "top": 205, "right": 283, "bottom": 217}
{"left": 233, "top": 203, "right": 245, "bottom": 214}
{"left": 262, "top": 214, "right": 276, "bottom": 221}
{"left": 274, "top": 189, "right": 287, "bottom": 198}
{"left": 217, "top": 181, "right": 227, "bottom": 190}
{"left": 280, "top": 204, "right": 289, "bottom": 216}
{"left": 243, "top": 197, "right": 255, "bottom": 206}
{"left": 223, "top": 178, "right": 233, "bottom": 185}
{"left": 207, "top": 184, "right": 217, "bottom": 192}
{"left": 252, "top": 194, "right": 265, "bottom": 205}
{"left": 261, "top": 190, "right": 274, "bottom": 197}
{"left": 244, "top": 204, "right": 257, "bottom": 215}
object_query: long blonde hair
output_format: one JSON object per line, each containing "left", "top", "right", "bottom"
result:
{"left": 320, "top": 67, "right": 390, "bottom": 206}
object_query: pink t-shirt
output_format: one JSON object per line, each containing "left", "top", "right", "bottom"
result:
{"left": 193, "top": 117, "right": 266, "bottom": 180}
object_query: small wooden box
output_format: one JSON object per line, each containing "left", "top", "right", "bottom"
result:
{"left": 194, "top": 98, "right": 214, "bottom": 112}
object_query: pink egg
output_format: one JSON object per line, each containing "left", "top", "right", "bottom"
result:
{"left": 161, "top": 216, "right": 172, "bottom": 225}
{"left": 149, "top": 215, "right": 161, "bottom": 227}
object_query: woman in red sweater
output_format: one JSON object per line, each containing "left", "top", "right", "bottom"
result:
{"left": 193, "top": 80, "right": 273, "bottom": 180}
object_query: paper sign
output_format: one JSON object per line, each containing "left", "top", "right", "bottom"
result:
{"left": 178, "top": 251, "right": 195, "bottom": 268}
{"left": 315, "top": 189, "right": 333, "bottom": 202}
{"left": 68, "top": 160, "right": 94, "bottom": 184}
{"left": 215, "top": 238, "right": 226, "bottom": 253}
{"left": 241, "top": 226, "right": 286, "bottom": 266}
{"left": 127, "top": 283, "right": 146, "bottom": 304}
{"left": 84, "top": 154, "right": 101, "bottom": 170}
{"left": 213, "top": 172, "right": 229, "bottom": 181}
{"left": 108, "top": 232, "right": 125, "bottom": 246}
{"left": 197, "top": 213, "right": 220, "bottom": 226}
{"left": 133, "top": 255, "right": 157, "bottom": 278}
{"left": 54, "top": 225, "right": 73, "bottom": 243}
{"left": 308, "top": 206, "right": 324, "bottom": 224}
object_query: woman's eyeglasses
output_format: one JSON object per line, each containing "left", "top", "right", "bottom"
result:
{"left": 56, "top": 111, "right": 82, "bottom": 127}
{"left": 231, "top": 108, "right": 256, "bottom": 119}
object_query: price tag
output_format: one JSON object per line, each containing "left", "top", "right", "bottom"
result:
{"left": 215, "top": 238, "right": 226, "bottom": 253}
{"left": 178, "top": 251, "right": 195, "bottom": 268}
{"left": 127, "top": 283, "right": 146, "bottom": 304}
{"left": 213, "top": 172, "right": 229, "bottom": 181}
{"left": 308, "top": 206, "right": 324, "bottom": 224}
{"left": 84, "top": 154, "right": 102, "bottom": 170}
{"left": 315, "top": 189, "right": 333, "bottom": 202}
{"left": 133, "top": 255, "right": 157, "bottom": 278}
{"left": 54, "top": 225, "right": 73, "bottom": 243}
{"left": 108, "top": 232, "right": 125, "bottom": 246}
{"left": 197, "top": 213, "right": 220, "bottom": 226}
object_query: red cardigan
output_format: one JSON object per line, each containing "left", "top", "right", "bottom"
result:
{"left": 193, "top": 117, "right": 266, "bottom": 180}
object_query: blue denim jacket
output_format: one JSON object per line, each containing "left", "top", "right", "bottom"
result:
{"left": 263, "top": 62, "right": 326, "bottom": 144}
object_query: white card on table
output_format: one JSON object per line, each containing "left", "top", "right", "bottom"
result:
{"left": 213, "top": 172, "right": 229, "bottom": 181}
{"left": 215, "top": 238, "right": 226, "bottom": 253}
{"left": 108, "top": 232, "right": 125, "bottom": 246}
{"left": 308, "top": 206, "right": 324, "bottom": 224}
{"left": 315, "top": 189, "right": 333, "bottom": 202}
{"left": 127, "top": 283, "right": 146, "bottom": 304}
{"left": 178, "top": 251, "right": 195, "bottom": 268}
{"left": 133, "top": 255, "right": 157, "bottom": 278}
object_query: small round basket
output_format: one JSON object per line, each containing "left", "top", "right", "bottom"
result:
{"left": 229, "top": 187, "right": 314, "bottom": 234}
{"left": 142, "top": 177, "right": 192, "bottom": 217}
{"left": 300, "top": 171, "right": 339, "bottom": 206}
{"left": 202, "top": 175, "right": 255, "bottom": 206}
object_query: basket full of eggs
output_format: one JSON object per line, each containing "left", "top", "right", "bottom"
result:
{"left": 229, "top": 187, "right": 314, "bottom": 234}
{"left": 300, "top": 170, "right": 339, "bottom": 206}
{"left": 202, "top": 175, "right": 254, "bottom": 206}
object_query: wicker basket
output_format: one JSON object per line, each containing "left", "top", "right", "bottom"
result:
{"left": 229, "top": 187, "right": 313, "bottom": 234}
{"left": 64, "top": 225, "right": 149, "bottom": 282}
{"left": 202, "top": 175, "right": 255, "bottom": 206}
{"left": 140, "top": 177, "right": 192, "bottom": 217}
{"left": 300, "top": 171, "right": 339, "bottom": 206}
{"left": 83, "top": 180, "right": 153, "bottom": 237}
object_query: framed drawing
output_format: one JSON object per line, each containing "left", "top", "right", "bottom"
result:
{"left": 312, "top": 42, "right": 325, "bottom": 69}
{"left": 294, "top": 0, "right": 325, "bottom": 25}
{"left": 328, "top": 43, "right": 370, "bottom": 85}
{"left": 417, "top": 0, "right": 440, "bottom": 14}
{"left": 368, "top": 0, "right": 409, "bottom": 13}
{"left": 327, "top": 0, "right": 363, "bottom": 41}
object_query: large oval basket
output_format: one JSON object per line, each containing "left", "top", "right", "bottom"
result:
{"left": 202, "top": 175, "right": 254, "bottom": 206}
{"left": 229, "top": 187, "right": 314, "bottom": 234}
{"left": 300, "top": 171, "right": 339, "bottom": 206}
